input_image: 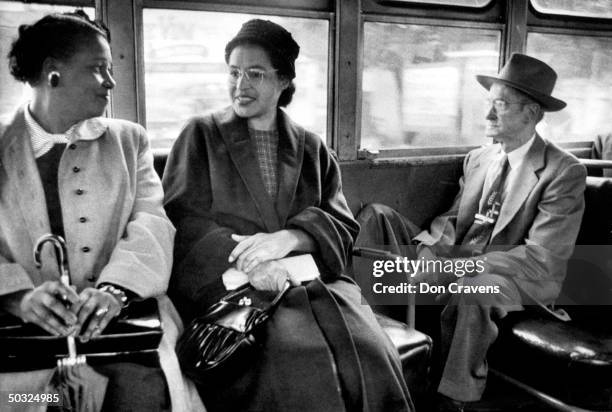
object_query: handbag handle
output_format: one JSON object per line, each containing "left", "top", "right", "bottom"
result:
{"left": 270, "top": 281, "right": 291, "bottom": 307}
{"left": 221, "top": 281, "right": 291, "bottom": 313}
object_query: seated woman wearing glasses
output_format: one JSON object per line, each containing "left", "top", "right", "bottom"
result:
{"left": 163, "top": 19, "right": 413, "bottom": 412}
{"left": 0, "top": 11, "right": 202, "bottom": 411}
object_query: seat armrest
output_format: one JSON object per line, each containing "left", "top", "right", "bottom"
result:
{"left": 375, "top": 313, "right": 432, "bottom": 400}
{"left": 353, "top": 247, "right": 416, "bottom": 327}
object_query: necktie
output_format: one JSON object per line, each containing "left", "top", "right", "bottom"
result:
{"left": 461, "top": 154, "right": 509, "bottom": 253}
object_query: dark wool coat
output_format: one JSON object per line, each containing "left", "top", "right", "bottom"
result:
{"left": 163, "top": 106, "right": 359, "bottom": 317}
{"left": 162, "top": 107, "right": 413, "bottom": 412}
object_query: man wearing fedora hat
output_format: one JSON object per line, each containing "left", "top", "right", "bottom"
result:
{"left": 355, "top": 53, "right": 586, "bottom": 410}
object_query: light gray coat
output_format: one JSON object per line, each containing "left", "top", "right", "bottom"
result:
{"left": 0, "top": 107, "right": 203, "bottom": 411}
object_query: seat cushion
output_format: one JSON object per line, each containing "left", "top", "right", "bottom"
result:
{"left": 491, "top": 313, "right": 612, "bottom": 410}
{"left": 576, "top": 176, "right": 612, "bottom": 245}
{"left": 509, "top": 316, "right": 612, "bottom": 367}
{"left": 376, "top": 313, "right": 432, "bottom": 399}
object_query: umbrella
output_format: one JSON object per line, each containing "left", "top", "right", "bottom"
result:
{"left": 34, "top": 234, "right": 108, "bottom": 412}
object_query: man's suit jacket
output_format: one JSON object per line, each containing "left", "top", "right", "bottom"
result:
{"left": 417, "top": 134, "right": 587, "bottom": 304}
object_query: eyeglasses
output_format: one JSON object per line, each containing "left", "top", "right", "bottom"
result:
{"left": 485, "top": 98, "right": 529, "bottom": 112}
{"left": 228, "top": 68, "right": 278, "bottom": 86}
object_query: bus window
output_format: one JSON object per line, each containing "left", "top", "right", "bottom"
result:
{"left": 531, "top": 0, "right": 612, "bottom": 19}
{"left": 375, "top": 0, "right": 491, "bottom": 7}
{"left": 361, "top": 22, "right": 500, "bottom": 151}
{"left": 142, "top": 9, "right": 329, "bottom": 149}
{"left": 0, "top": 1, "right": 94, "bottom": 118}
{"left": 527, "top": 32, "right": 612, "bottom": 142}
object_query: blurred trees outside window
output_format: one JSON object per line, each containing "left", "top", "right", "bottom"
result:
{"left": 143, "top": 9, "right": 329, "bottom": 149}
{"left": 527, "top": 32, "right": 612, "bottom": 142}
{"left": 361, "top": 22, "right": 500, "bottom": 150}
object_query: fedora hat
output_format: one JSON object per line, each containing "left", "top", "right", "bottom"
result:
{"left": 476, "top": 53, "right": 566, "bottom": 112}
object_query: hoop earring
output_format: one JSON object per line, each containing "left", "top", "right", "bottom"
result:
{"left": 48, "top": 71, "right": 60, "bottom": 88}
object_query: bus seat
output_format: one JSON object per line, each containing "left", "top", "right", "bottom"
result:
{"left": 489, "top": 175, "right": 612, "bottom": 411}
{"left": 375, "top": 314, "right": 432, "bottom": 405}
{"left": 340, "top": 162, "right": 612, "bottom": 410}
{"left": 591, "top": 133, "right": 612, "bottom": 178}
{"left": 153, "top": 149, "right": 611, "bottom": 409}
{"left": 152, "top": 150, "right": 434, "bottom": 405}
{"left": 153, "top": 150, "right": 167, "bottom": 178}
{"left": 490, "top": 312, "right": 612, "bottom": 409}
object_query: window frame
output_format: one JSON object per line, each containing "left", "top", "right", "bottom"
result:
{"left": 8, "top": 0, "right": 601, "bottom": 160}
{"left": 362, "top": 0, "right": 503, "bottom": 22}
{"left": 352, "top": 0, "right": 604, "bottom": 160}
{"left": 372, "top": 0, "right": 493, "bottom": 10}
{"left": 134, "top": 0, "right": 334, "bottom": 148}
{"left": 356, "top": 11, "right": 505, "bottom": 159}
{"left": 526, "top": 25, "right": 612, "bottom": 42}
{"left": 529, "top": 0, "right": 612, "bottom": 22}
{"left": 2, "top": 0, "right": 94, "bottom": 6}
{"left": 524, "top": 2, "right": 612, "bottom": 148}
{"left": 527, "top": 1, "right": 612, "bottom": 31}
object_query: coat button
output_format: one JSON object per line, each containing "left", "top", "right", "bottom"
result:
{"left": 69, "top": 144, "right": 77, "bottom": 150}
{"left": 82, "top": 246, "right": 91, "bottom": 253}
{"left": 75, "top": 189, "right": 84, "bottom": 195}
{"left": 79, "top": 217, "right": 88, "bottom": 223}
{"left": 73, "top": 166, "right": 80, "bottom": 173}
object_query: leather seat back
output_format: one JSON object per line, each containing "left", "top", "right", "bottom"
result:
{"left": 559, "top": 176, "right": 612, "bottom": 323}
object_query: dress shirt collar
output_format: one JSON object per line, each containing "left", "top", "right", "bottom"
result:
{"left": 503, "top": 133, "right": 536, "bottom": 170}
{"left": 24, "top": 104, "right": 107, "bottom": 158}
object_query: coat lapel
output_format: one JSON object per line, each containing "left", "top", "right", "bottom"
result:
{"left": 1, "top": 109, "right": 51, "bottom": 248}
{"left": 456, "top": 150, "right": 491, "bottom": 241}
{"left": 275, "top": 110, "right": 305, "bottom": 226}
{"left": 213, "top": 107, "right": 282, "bottom": 232}
{"left": 492, "top": 135, "right": 546, "bottom": 240}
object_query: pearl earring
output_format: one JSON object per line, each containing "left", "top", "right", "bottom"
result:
{"left": 48, "top": 71, "right": 60, "bottom": 88}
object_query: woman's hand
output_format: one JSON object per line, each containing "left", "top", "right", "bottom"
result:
{"left": 229, "top": 231, "right": 295, "bottom": 272}
{"left": 229, "top": 230, "right": 315, "bottom": 273}
{"left": 247, "top": 260, "right": 298, "bottom": 292}
{"left": 6, "top": 281, "right": 80, "bottom": 336}
{"left": 75, "top": 287, "right": 123, "bottom": 342}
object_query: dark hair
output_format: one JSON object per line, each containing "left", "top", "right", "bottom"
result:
{"left": 278, "top": 82, "right": 296, "bottom": 108}
{"left": 225, "top": 20, "right": 300, "bottom": 107}
{"left": 230, "top": 41, "right": 297, "bottom": 107}
{"left": 8, "top": 10, "right": 110, "bottom": 85}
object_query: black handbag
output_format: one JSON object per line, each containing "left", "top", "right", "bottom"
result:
{"left": 0, "top": 298, "right": 162, "bottom": 372}
{"left": 176, "top": 282, "right": 290, "bottom": 383}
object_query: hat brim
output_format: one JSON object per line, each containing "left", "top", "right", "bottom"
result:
{"left": 476, "top": 75, "right": 566, "bottom": 112}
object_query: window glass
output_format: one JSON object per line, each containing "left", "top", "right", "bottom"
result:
{"left": 0, "top": 2, "right": 94, "bottom": 117}
{"left": 376, "top": 0, "right": 491, "bottom": 7}
{"left": 143, "top": 9, "right": 329, "bottom": 149}
{"left": 531, "top": 0, "right": 612, "bottom": 19}
{"left": 361, "top": 22, "right": 500, "bottom": 150}
{"left": 527, "top": 32, "right": 612, "bottom": 141}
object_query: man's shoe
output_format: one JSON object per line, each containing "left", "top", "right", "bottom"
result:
{"left": 435, "top": 393, "right": 465, "bottom": 412}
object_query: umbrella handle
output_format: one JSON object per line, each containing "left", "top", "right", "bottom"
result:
{"left": 67, "top": 336, "right": 78, "bottom": 360}
{"left": 33, "top": 234, "right": 71, "bottom": 287}
{"left": 33, "top": 235, "right": 78, "bottom": 360}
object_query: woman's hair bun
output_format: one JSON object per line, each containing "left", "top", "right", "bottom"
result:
{"left": 8, "top": 10, "right": 110, "bottom": 85}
